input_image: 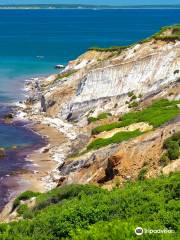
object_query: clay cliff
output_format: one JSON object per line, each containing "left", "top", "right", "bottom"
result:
{"left": 22, "top": 25, "right": 180, "bottom": 190}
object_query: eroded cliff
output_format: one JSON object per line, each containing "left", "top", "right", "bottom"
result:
{"left": 21, "top": 25, "right": 180, "bottom": 190}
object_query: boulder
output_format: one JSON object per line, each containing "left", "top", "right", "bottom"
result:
{"left": 0, "top": 148, "right": 6, "bottom": 158}
{"left": 4, "top": 113, "right": 13, "bottom": 119}
{"left": 11, "top": 145, "right": 17, "bottom": 150}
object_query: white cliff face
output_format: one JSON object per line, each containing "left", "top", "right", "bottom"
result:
{"left": 18, "top": 28, "right": 180, "bottom": 194}
{"left": 59, "top": 41, "right": 180, "bottom": 119}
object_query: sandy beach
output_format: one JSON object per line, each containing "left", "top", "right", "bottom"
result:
{"left": 20, "top": 123, "right": 66, "bottom": 193}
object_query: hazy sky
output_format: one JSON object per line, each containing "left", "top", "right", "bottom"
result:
{"left": 0, "top": 0, "right": 179, "bottom": 5}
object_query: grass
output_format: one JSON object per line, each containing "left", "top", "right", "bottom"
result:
{"left": 88, "top": 25, "right": 180, "bottom": 53}
{"left": 88, "top": 112, "right": 112, "bottom": 124}
{"left": 0, "top": 172, "right": 180, "bottom": 239}
{"left": 87, "top": 130, "right": 142, "bottom": 150}
{"left": 88, "top": 45, "right": 129, "bottom": 53}
{"left": 92, "top": 99, "right": 180, "bottom": 135}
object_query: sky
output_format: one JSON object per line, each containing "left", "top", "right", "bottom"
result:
{"left": 0, "top": 0, "right": 179, "bottom": 6}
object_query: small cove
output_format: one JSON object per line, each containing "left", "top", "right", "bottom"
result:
{"left": 0, "top": 107, "right": 46, "bottom": 210}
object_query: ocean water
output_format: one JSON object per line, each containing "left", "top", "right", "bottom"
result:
{"left": 0, "top": 9, "right": 180, "bottom": 103}
{"left": 0, "top": 9, "right": 180, "bottom": 210}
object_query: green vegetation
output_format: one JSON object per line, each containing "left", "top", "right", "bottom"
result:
{"left": 126, "top": 92, "right": 139, "bottom": 108}
{"left": 128, "top": 101, "right": 138, "bottom": 108}
{"left": 0, "top": 172, "right": 180, "bottom": 239}
{"left": 89, "top": 45, "right": 128, "bottom": 53}
{"left": 13, "top": 191, "right": 40, "bottom": 210}
{"left": 160, "top": 132, "right": 180, "bottom": 166}
{"left": 89, "top": 25, "right": 180, "bottom": 53}
{"left": 92, "top": 99, "right": 180, "bottom": 135}
{"left": 55, "top": 70, "right": 77, "bottom": 81}
{"left": 88, "top": 112, "right": 111, "bottom": 124}
{"left": 160, "top": 153, "right": 170, "bottom": 167}
{"left": 130, "top": 95, "right": 137, "bottom": 101}
{"left": 87, "top": 130, "right": 142, "bottom": 150}
{"left": 128, "top": 91, "right": 134, "bottom": 97}
{"left": 17, "top": 204, "right": 29, "bottom": 216}
{"left": 153, "top": 25, "right": 180, "bottom": 41}
{"left": 138, "top": 166, "right": 149, "bottom": 180}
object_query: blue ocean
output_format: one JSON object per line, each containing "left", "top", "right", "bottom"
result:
{"left": 0, "top": 9, "right": 180, "bottom": 209}
{"left": 0, "top": 9, "right": 180, "bottom": 103}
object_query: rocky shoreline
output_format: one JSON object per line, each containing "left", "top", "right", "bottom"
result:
{"left": 13, "top": 76, "right": 72, "bottom": 192}
{"left": 1, "top": 24, "right": 180, "bottom": 218}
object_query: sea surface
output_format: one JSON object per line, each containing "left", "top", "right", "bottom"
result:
{"left": 0, "top": 9, "right": 180, "bottom": 210}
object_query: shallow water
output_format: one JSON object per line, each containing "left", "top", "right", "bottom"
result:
{"left": 0, "top": 108, "right": 46, "bottom": 210}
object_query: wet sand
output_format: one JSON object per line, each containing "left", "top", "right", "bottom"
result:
{"left": 20, "top": 123, "right": 66, "bottom": 193}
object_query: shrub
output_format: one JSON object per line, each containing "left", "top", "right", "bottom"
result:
{"left": 128, "top": 91, "right": 134, "bottom": 97}
{"left": 167, "top": 142, "right": 179, "bottom": 160}
{"left": 130, "top": 95, "right": 137, "bottom": 101}
{"left": 163, "top": 133, "right": 180, "bottom": 160}
{"left": 13, "top": 191, "right": 40, "bottom": 210}
{"left": 17, "top": 204, "right": 29, "bottom": 216}
{"left": 0, "top": 172, "right": 180, "bottom": 239}
{"left": 33, "top": 184, "right": 104, "bottom": 213}
{"left": 138, "top": 167, "right": 148, "bottom": 180}
{"left": 160, "top": 132, "right": 180, "bottom": 167}
{"left": 70, "top": 219, "right": 178, "bottom": 240}
{"left": 88, "top": 117, "right": 97, "bottom": 123}
{"left": 169, "top": 132, "right": 180, "bottom": 144}
{"left": 128, "top": 101, "right": 138, "bottom": 108}
{"left": 160, "top": 153, "right": 170, "bottom": 167}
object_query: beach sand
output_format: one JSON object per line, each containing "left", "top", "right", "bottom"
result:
{"left": 20, "top": 123, "right": 66, "bottom": 193}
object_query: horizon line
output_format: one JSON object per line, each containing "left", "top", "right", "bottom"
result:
{"left": 0, "top": 3, "right": 180, "bottom": 6}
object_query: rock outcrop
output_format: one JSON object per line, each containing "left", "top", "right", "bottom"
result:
{"left": 0, "top": 148, "right": 5, "bottom": 158}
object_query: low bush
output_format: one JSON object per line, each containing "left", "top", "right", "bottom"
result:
{"left": 138, "top": 166, "right": 148, "bottom": 180}
{"left": 128, "top": 101, "right": 138, "bottom": 108}
{"left": 130, "top": 95, "right": 137, "bottom": 101}
{"left": 0, "top": 172, "right": 179, "bottom": 239}
{"left": 163, "top": 132, "right": 180, "bottom": 160}
{"left": 33, "top": 184, "right": 104, "bottom": 213}
{"left": 17, "top": 204, "right": 29, "bottom": 216}
{"left": 167, "top": 141, "right": 179, "bottom": 160}
{"left": 13, "top": 191, "right": 40, "bottom": 210}
{"left": 160, "top": 132, "right": 180, "bottom": 167}
{"left": 128, "top": 91, "right": 134, "bottom": 97}
{"left": 160, "top": 153, "right": 170, "bottom": 167}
